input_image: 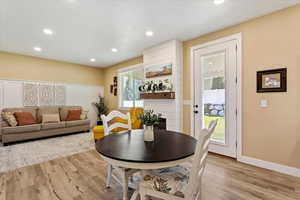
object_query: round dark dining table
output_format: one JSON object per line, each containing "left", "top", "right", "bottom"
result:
{"left": 95, "top": 129, "right": 197, "bottom": 200}
{"left": 95, "top": 129, "right": 197, "bottom": 169}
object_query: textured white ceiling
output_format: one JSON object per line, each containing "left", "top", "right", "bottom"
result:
{"left": 0, "top": 0, "right": 299, "bottom": 67}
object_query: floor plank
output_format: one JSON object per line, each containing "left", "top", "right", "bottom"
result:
{"left": 0, "top": 150, "right": 299, "bottom": 200}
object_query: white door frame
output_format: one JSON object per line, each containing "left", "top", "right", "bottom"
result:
{"left": 190, "top": 33, "right": 242, "bottom": 159}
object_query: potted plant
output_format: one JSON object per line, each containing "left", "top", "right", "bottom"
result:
{"left": 92, "top": 96, "right": 109, "bottom": 125}
{"left": 139, "top": 110, "right": 162, "bottom": 142}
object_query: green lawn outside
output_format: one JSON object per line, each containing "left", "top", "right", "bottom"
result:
{"left": 204, "top": 116, "right": 225, "bottom": 143}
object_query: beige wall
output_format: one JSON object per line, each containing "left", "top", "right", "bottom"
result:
{"left": 0, "top": 51, "right": 104, "bottom": 86}
{"left": 183, "top": 4, "right": 300, "bottom": 169}
{"left": 103, "top": 5, "right": 300, "bottom": 169}
{"left": 103, "top": 56, "right": 143, "bottom": 110}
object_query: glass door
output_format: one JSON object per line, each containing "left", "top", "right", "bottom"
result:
{"left": 193, "top": 40, "right": 237, "bottom": 158}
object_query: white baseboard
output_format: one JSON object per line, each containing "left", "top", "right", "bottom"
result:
{"left": 238, "top": 156, "right": 300, "bottom": 178}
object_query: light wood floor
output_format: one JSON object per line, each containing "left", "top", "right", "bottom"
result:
{"left": 0, "top": 150, "right": 299, "bottom": 200}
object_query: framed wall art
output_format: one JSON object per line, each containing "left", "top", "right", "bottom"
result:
{"left": 257, "top": 68, "right": 287, "bottom": 93}
{"left": 23, "top": 82, "right": 39, "bottom": 106}
{"left": 145, "top": 63, "right": 172, "bottom": 78}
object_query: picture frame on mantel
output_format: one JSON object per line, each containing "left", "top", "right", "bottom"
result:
{"left": 257, "top": 68, "right": 287, "bottom": 93}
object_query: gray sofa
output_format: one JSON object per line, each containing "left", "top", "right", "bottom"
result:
{"left": 0, "top": 106, "right": 90, "bottom": 145}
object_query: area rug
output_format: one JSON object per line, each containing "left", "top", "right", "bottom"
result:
{"left": 0, "top": 132, "right": 95, "bottom": 173}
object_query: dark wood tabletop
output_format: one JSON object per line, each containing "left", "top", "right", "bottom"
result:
{"left": 95, "top": 130, "right": 197, "bottom": 163}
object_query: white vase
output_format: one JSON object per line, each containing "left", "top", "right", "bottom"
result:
{"left": 143, "top": 125, "right": 154, "bottom": 142}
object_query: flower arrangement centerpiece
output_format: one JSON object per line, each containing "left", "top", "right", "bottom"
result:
{"left": 139, "top": 110, "right": 162, "bottom": 142}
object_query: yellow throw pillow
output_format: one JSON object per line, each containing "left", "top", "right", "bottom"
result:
{"left": 130, "top": 108, "right": 144, "bottom": 129}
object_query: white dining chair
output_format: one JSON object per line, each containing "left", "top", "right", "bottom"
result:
{"left": 138, "top": 120, "right": 218, "bottom": 200}
{"left": 101, "top": 110, "right": 138, "bottom": 200}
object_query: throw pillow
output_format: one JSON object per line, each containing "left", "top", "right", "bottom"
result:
{"left": 65, "top": 109, "right": 81, "bottom": 121}
{"left": 14, "top": 112, "right": 37, "bottom": 126}
{"left": 80, "top": 110, "right": 89, "bottom": 120}
{"left": 42, "top": 114, "right": 60, "bottom": 123}
{"left": 2, "top": 112, "right": 18, "bottom": 127}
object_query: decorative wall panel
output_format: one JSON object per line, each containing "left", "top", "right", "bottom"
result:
{"left": 39, "top": 84, "right": 54, "bottom": 106}
{"left": 23, "top": 82, "right": 38, "bottom": 107}
{"left": 54, "top": 85, "right": 66, "bottom": 105}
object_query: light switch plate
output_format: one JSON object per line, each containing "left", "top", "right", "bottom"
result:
{"left": 260, "top": 99, "right": 268, "bottom": 107}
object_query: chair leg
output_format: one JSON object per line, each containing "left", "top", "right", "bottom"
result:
{"left": 121, "top": 169, "right": 129, "bottom": 200}
{"left": 139, "top": 189, "right": 147, "bottom": 200}
{"left": 106, "top": 164, "right": 113, "bottom": 188}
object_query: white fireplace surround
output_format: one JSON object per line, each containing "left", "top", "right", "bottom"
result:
{"left": 143, "top": 40, "right": 183, "bottom": 132}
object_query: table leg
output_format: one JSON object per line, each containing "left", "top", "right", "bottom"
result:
{"left": 106, "top": 164, "right": 113, "bottom": 188}
{"left": 121, "top": 169, "right": 129, "bottom": 200}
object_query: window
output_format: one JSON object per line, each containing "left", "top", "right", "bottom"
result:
{"left": 204, "top": 76, "right": 225, "bottom": 90}
{"left": 118, "top": 65, "right": 144, "bottom": 109}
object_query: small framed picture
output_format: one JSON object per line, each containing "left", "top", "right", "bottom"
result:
{"left": 113, "top": 76, "right": 118, "bottom": 86}
{"left": 257, "top": 68, "right": 287, "bottom": 93}
{"left": 110, "top": 85, "right": 114, "bottom": 94}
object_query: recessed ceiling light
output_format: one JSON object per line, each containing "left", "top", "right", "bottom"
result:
{"left": 111, "top": 48, "right": 118, "bottom": 52}
{"left": 43, "top": 28, "right": 53, "bottom": 35}
{"left": 90, "top": 58, "right": 96, "bottom": 62}
{"left": 145, "top": 31, "right": 154, "bottom": 37}
{"left": 214, "top": 0, "right": 225, "bottom": 5}
{"left": 34, "top": 47, "right": 42, "bottom": 52}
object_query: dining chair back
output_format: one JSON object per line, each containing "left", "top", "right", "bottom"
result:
{"left": 139, "top": 120, "right": 218, "bottom": 200}
{"left": 101, "top": 110, "right": 132, "bottom": 136}
{"left": 185, "top": 119, "right": 218, "bottom": 200}
{"left": 101, "top": 110, "right": 136, "bottom": 200}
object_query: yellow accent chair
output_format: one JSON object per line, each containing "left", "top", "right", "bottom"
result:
{"left": 93, "top": 107, "right": 144, "bottom": 141}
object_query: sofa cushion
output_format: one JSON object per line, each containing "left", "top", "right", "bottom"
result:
{"left": 66, "top": 110, "right": 81, "bottom": 121}
{"left": 14, "top": 112, "right": 37, "bottom": 126}
{"left": 37, "top": 106, "right": 60, "bottom": 123}
{"left": 2, "top": 112, "right": 18, "bottom": 127}
{"left": 42, "top": 114, "right": 60, "bottom": 123}
{"left": 41, "top": 122, "right": 65, "bottom": 130}
{"left": 2, "top": 124, "right": 41, "bottom": 134}
{"left": 60, "top": 106, "right": 82, "bottom": 121}
{"left": 66, "top": 119, "right": 90, "bottom": 127}
{"left": 2, "top": 107, "right": 37, "bottom": 120}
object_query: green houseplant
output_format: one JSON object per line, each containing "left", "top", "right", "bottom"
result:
{"left": 139, "top": 110, "right": 162, "bottom": 142}
{"left": 92, "top": 96, "right": 109, "bottom": 125}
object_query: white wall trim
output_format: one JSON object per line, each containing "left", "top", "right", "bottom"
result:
{"left": 238, "top": 156, "right": 300, "bottom": 178}
{"left": 190, "top": 33, "right": 242, "bottom": 159}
